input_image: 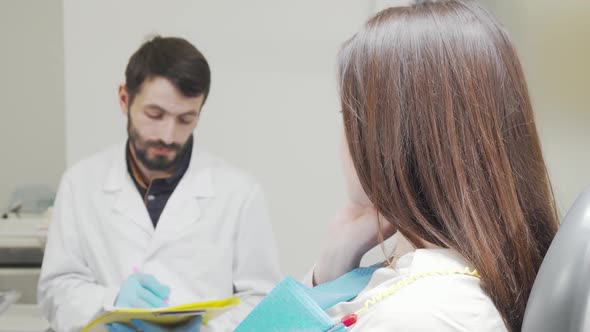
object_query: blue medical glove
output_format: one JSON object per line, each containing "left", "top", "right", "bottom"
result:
{"left": 115, "top": 273, "right": 170, "bottom": 308}
{"left": 129, "top": 316, "right": 203, "bottom": 332}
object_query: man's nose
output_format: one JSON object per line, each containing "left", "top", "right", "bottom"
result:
{"left": 159, "top": 119, "right": 176, "bottom": 145}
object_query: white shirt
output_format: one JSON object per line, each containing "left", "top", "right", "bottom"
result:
{"left": 37, "top": 142, "right": 282, "bottom": 332}
{"left": 306, "top": 249, "right": 507, "bottom": 331}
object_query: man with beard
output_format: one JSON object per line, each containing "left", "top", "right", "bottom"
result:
{"left": 37, "top": 36, "right": 281, "bottom": 332}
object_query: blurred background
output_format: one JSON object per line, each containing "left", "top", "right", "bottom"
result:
{"left": 0, "top": 0, "right": 588, "bottom": 329}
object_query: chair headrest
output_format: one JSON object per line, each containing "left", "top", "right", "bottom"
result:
{"left": 522, "top": 186, "right": 590, "bottom": 332}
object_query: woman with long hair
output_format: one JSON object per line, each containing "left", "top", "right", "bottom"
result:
{"left": 236, "top": 1, "right": 558, "bottom": 331}
{"left": 309, "top": 0, "right": 559, "bottom": 331}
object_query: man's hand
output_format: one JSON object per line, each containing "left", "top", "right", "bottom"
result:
{"left": 115, "top": 273, "right": 170, "bottom": 308}
{"left": 106, "top": 316, "right": 202, "bottom": 332}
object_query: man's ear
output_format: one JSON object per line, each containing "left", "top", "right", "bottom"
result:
{"left": 118, "top": 84, "right": 130, "bottom": 116}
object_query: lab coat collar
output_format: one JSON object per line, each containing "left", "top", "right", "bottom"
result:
{"left": 100, "top": 140, "right": 215, "bottom": 236}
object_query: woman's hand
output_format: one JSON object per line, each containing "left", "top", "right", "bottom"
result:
{"left": 313, "top": 202, "right": 396, "bottom": 285}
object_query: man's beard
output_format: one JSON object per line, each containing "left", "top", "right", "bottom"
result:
{"left": 127, "top": 118, "right": 189, "bottom": 172}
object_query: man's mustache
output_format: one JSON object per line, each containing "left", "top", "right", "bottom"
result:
{"left": 145, "top": 140, "right": 182, "bottom": 152}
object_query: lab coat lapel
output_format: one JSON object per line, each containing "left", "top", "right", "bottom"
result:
{"left": 113, "top": 183, "right": 154, "bottom": 236}
{"left": 147, "top": 145, "right": 216, "bottom": 253}
{"left": 103, "top": 142, "right": 154, "bottom": 237}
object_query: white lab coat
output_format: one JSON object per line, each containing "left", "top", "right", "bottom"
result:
{"left": 38, "top": 141, "right": 282, "bottom": 332}
{"left": 304, "top": 249, "right": 508, "bottom": 331}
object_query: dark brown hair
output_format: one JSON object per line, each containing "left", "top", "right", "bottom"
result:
{"left": 125, "top": 36, "right": 211, "bottom": 105}
{"left": 339, "top": 1, "right": 558, "bottom": 330}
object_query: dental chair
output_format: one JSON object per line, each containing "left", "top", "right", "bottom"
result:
{"left": 522, "top": 186, "right": 590, "bottom": 332}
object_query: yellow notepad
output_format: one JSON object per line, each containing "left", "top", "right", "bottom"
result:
{"left": 82, "top": 297, "right": 240, "bottom": 332}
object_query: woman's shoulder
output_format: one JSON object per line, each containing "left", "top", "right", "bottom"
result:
{"left": 354, "top": 271, "right": 507, "bottom": 331}
{"left": 350, "top": 249, "right": 508, "bottom": 331}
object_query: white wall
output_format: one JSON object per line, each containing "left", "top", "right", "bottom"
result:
{"left": 480, "top": 0, "right": 590, "bottom": 215}
{"left": 63, "top": 0, "right": 371, "bottom": 276}
{"left": 521, "top": 0, "right": 590, "bottom": 215}
{"left": 63, "top": 0, "right": 590, "bottom": 277}
{"left": 0, "top": 0, "right": 64, "bottom": 212}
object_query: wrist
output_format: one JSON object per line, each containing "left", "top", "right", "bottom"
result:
{"left": 313, "top": 241, "right": 365, "bottom": 285}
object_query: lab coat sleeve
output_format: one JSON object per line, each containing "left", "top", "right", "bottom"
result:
{"left": 37, "top": 173, "right": 120, "bottom": 332}
{"left": 205, "top": 183, "right": 282, "bottom": 331}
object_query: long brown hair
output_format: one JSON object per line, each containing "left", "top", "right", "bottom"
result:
{"left": 338, "top": 1, "right": 558, "bottom": 330}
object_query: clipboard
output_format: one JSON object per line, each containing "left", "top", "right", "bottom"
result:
{"left": 81, "top": 296, "right": 240, "bottom": 332}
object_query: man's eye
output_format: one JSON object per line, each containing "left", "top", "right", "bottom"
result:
{"left": 179, "top": 116, "right": 195, "bottom": 124}
{"left": 146, "top": 111, "right": 163, "bottom": 119}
